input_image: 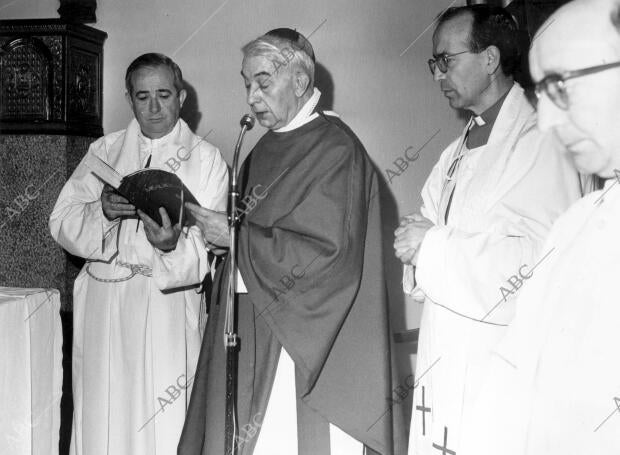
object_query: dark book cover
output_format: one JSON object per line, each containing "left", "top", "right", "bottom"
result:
{"left": 85, "top": 153, "right": 201, "bottom": 227}
{"left": 119, "top": 168, "right": 199, "bottom": 226}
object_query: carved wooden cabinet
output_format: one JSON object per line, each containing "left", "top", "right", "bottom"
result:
{"left": 0, "top": 20, "right": 106, "bottom": 312}
{"left": 0, "top": 19, "right": 107, "bottom": 137}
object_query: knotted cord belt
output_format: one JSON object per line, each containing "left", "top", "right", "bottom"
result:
{"left": 85, "top": 261, "right": 153, "bottom": 283}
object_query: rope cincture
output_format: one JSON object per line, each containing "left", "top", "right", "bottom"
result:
{"left": 85, "top": 261, "right": 153, "bottom": 283}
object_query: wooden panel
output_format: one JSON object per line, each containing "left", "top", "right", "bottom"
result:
{"left": 0, "top": 19, "right": 107, "bottom": 137}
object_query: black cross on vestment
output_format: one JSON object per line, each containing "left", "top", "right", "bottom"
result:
{"left": 415, "top": 386, "right": 432, "bottom": 436}
{"left": 432, "top": 426, "right": 456, "bottom": 455}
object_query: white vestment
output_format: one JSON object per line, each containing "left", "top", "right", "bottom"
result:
{"left": 405, "top": 84, "right": 583, "bottom": 455}
{"left": 460, "top": 180, "right": 620, "bottom": 455}
{"left": 49, "top": 119, "right": 228, "bottom": 455}
{"left": 253, "top": 349, "right": 363, "bottom": 455}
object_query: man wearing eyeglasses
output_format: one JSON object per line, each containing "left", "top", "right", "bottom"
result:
{"left": 394, "top": 5, "right": 583, "bottom": 455}
{"left": 458, "top": 0, "right": 620, "bottom": 453}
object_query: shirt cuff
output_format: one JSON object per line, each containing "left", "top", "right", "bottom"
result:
{"left": 96, "top": 202, "right": 121, "bottom": 255}
{"left": 403, "top": 264, "right": 416, "bottom": 294}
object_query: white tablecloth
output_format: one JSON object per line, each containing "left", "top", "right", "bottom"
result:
{"left": 0, "top": 287, "right": 62, "bottom": 455}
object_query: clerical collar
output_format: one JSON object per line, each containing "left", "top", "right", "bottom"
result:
{"left": 138, "top": 120, "right": 181, "bottom": 146}
{"left": 274, "top": 88, "right": 322, "bottom": 133}
{"left": 466, "top": 86, "right": 511, "bottom": 149}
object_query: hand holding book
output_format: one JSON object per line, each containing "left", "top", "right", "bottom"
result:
{"left": 184, "top": 203, "right": 230, "bottom": 249}
{"left": 101, "top": 184, "right": 136, "bottom": 221}
{"left": 85, "top": 153, "right": 201, "bottom": 227}
{"left": 137, "top": 207, "right": 182, "bottom": 252}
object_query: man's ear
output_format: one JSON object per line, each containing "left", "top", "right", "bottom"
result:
{"left": 125, "top": 91, "right": 133, "bottom": 108}
{"left": 178, "top": 89, "right": 187, "bottom": 108}
{"left": 485, "top": 45, "right": 502, "bottom": 75}
{"left": 293, "top": 71, "right": 310, "bottom": 98}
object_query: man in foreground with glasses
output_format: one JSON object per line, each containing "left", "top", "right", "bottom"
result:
{"left": 459, "top": 0, "right": 620, "bottom": 452}
{"left": 394, "top": 5, "right": 582, "bottom": 454}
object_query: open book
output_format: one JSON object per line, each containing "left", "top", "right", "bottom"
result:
{"left": 84, "top": 153, "right": 200, "bottom": 227}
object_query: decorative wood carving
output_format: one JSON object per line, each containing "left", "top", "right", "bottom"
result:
{"left": 0, "top": 19, "right": 107, "bottom": 137}
{"left": 1, "top": 38, "right": 52, "bottom": 122}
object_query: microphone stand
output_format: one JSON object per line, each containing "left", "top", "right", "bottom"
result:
{"left": 224, "top": 114, "right": 254, "bottom": 455}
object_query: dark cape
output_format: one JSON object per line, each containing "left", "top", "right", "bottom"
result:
{"left": 178, "top": 113, "right": 404, "bottom": 454}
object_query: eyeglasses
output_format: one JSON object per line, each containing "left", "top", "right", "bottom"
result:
{"left": 428, "top": 50, "right": 472, "bottom": 75}
{"left": 535, "top": 61, "right": 620, "bottom": 110}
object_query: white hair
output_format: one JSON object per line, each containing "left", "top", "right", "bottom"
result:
{"left": 242, "top": 35, "right": 315, "bottom": 88}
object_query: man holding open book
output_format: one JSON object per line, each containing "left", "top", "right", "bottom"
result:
{"left": 49, "top": 53, "right": 228, "bottom": 455}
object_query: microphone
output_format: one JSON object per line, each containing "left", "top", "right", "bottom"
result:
{"left": 232, "top": 115, "right": 254, "bottom": 181}
{"left": 224, "top": 113, "right": 255, "bottom": 454}
{"left": 240, "top": 114, "right": 255, "bottom": 131}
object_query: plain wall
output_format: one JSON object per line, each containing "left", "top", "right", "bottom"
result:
{"left": 4, "top": 0, "right": 467, "bottom": 406}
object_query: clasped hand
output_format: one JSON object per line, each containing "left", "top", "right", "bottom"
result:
{"left": 394, "top": 213, "right": 434, "bottom": 265}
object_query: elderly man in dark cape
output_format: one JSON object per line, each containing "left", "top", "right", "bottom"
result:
{"left": 179, "top": 29, "right": 405, "bottom": 455}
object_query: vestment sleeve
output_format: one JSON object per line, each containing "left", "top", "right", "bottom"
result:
{"left": 151, "top": 143, "right": 229, "bottom": 290}
{"left": 402, "top": 140, "right": 456, "bottom": 294}
{"left": 49, "top": 138, "right": 120, "bottom": 261}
